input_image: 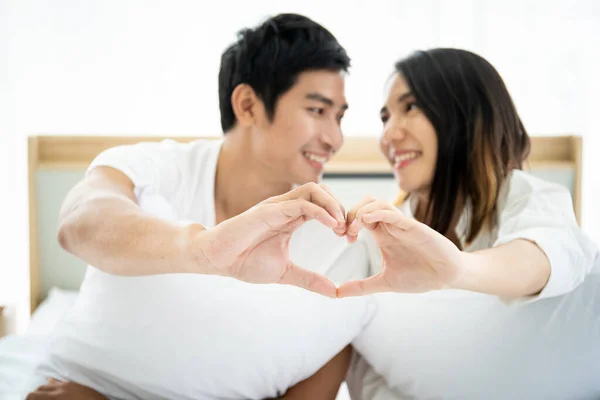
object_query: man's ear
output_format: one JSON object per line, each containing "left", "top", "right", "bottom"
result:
{"left": 231, "top": 84, "right": 264, "bottom": 127}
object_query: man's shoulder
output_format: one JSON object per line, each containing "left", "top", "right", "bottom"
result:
{"left": 96, "top": 137, "right": 222, "bottom": 160}
{"left": 87, "top": 137, "right": 223, "bottom": 189}
{"left": 137, "top": 137, "right": 222, "bottom": 155}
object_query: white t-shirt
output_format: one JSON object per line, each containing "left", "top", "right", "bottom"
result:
{"left": 36, "top": 139, "right": 376, "bottom": 400}
{"left": 326, "top": 170, "right": 600, "bottom": 400}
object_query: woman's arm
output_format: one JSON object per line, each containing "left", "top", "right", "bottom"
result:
{"left": 455, "top": 184, "right": 599, "bottom": 300}
{"left": 279, "top": 345, "right": 352, "bottom": 400}
{"left": 456, "top": 239, "right": 550, "bottom": 297}
{"left": 338, "top": 195, "right": 598, "bottom": 300}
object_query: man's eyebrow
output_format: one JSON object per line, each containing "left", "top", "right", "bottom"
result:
{"left": 306, "top": 93, "right": 348, "bottom": 110}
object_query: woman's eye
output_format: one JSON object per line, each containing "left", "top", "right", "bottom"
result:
{"left": 406, "top": 102, "right": 418, "bottom": 112}
{"left": 380, "top": 115, "right": 389, "bottom": 124}
{"left": 308, "top": 108, "right": 324, "bottom": 115}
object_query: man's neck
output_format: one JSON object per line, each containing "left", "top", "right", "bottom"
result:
{"left": 214, "top": 129, "right": 294, "bottom": 223}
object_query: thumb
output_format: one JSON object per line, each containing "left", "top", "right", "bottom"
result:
{"left": 336, "top": 274, "right": 391, "bottom": 297}
{"left": 277, "top": 262, "right": 337, "bottom": 298}
{"left": 48, "top": 378, "right": 64, "bottom": 384}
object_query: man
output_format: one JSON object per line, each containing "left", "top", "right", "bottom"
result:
{"left": 27, "top": 13, "right": 370, "bottom": 400}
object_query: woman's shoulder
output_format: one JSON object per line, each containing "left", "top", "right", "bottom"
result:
{"left": 496, "top": 169, "right": 575, "bottom": 218}
{"left": 503, "top": 169, "right": 571, "bottom": 196}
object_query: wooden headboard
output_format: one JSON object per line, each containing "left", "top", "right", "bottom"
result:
{"left": 27, "top": 135, "right": 583, "bottom": 312}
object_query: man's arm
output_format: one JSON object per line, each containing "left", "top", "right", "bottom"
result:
{"left": 279, "top": 346, "right": 352, "bottom": 400}
{"left": 58, "top": 168, "right": 345, "bottom": 295}
{"left": 57, "top": 166, "right": 204, "bottom": 276}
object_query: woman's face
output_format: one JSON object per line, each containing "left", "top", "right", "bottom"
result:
{"left": 380, "top": 74, "right": 438, "bottom": 197}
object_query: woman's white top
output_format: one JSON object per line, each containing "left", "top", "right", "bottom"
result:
{"left": 327, "top": 170, "right": 600, "bottom": 400}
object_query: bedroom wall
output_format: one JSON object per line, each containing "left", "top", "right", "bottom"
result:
{"left": 1, "top": 0, "right": 599, "bottom": 333}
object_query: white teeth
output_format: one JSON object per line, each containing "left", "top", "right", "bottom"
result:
{"left": 304, "top": 152, "right": 328, "bottom": 164}
{"left": 394, "top": 151, "right": 419, "bottom": 164}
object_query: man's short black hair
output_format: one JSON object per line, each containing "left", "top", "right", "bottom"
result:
{"left": 218, "top": 13, "right": 350, "bottom": 133}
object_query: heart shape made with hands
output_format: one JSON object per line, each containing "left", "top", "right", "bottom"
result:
{"left": 214, "top": 183, "right": 464, "bottom": 299}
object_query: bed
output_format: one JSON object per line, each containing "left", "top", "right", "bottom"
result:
{"left": 0, "top": 134, "right": 584, "bottom": 399}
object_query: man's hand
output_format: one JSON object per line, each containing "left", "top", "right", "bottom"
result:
{"left": 194, "top": 183, "right": 348, "bottom": 297}
{"left": 26, "top": 379, "right": 107, "bottom": 400}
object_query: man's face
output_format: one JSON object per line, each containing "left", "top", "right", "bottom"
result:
{"left": 254, "top": 70, "right": 348, "bottom": 184}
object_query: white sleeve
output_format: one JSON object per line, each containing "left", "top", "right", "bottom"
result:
{"left": 494, "top": 178, "right": 599, "bottom": 300}
{"left": 86, "top": 139, "right": 187, "bottom": 202}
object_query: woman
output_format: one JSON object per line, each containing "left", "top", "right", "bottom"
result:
{"left": 331, "top": 48, "right": 600, "bottom": 399}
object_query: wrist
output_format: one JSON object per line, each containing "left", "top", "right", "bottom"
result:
{"left": 447, "top": 251, "right": 479, "bottom": 292}
{"left": 178, "top": 223, "right": 216, "bottom": 274}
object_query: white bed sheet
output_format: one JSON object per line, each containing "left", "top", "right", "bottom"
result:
{"left": 0, "top": 334, "right": 49, "bottom": 399}
{"left": 0, "top": 288, "right": 79, "bottom": 398}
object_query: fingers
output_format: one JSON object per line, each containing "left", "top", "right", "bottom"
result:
{"left": 32, "top": 384, "right": 56, "bottom": 392}
{"left": 361, "top": 209, "right": 416, "bottom": 230}
{"left": 336, "top": 275, "right": 392, "bottom": 297}
{"left": 278, "top": 262, "right": 337, "bottom": 298}
{"left": 279, "top": 199, "right": 339, "bottom": 229}
{"left": 270, "top": 183, "right": 346, "bottom": 225}
{"left": 26, "top": 386, "right": 56, "bottom": 399}
{"left": 316, "top": 184, "right": 347, "bottom": 236}
{"left": 347, "top": 198, "right": 398, "bottom": 238}
{"left": 346, "top": 196, "right": 378, "bottom": 242}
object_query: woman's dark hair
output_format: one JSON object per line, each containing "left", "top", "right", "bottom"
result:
{"left": 395, "top": 48, "right": 530, "bottom": 243}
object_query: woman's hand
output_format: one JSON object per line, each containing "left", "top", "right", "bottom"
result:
{"left": 337, "top": 197, "right": 465, "bottom": 297}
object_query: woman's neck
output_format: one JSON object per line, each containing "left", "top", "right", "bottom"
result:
{"left": 413, "top": 191, "right": 465, "bottom": 247}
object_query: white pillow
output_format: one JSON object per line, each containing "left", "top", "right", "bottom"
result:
{"left": 351, "top": 274, "right": 600, "bottom": 399}
{"left": 40, "top": 244, "right": 376, "bottom": 399}
{"left": 37, "top": 184, "right": 377, "bottom": 399}
{"left": 26, "top": 287, "right": 79, "bottom": 336}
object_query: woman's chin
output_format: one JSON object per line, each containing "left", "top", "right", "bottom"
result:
{"left": 395, "top": 179, "right": 430, "bottom": 198}
{"left": 394, "top": 178, "right": 416, "bottom": 194}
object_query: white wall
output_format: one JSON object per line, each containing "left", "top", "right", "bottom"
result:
{"left": 2, "top": 0, "right": 599, "bottom": 332}
{"left": 0, "top": 0, "right": 24, "bottom": 333}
